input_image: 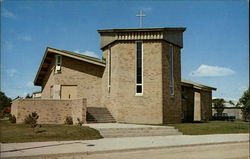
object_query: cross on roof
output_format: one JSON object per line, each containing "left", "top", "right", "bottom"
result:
{"left": 136, "top": 10, "right": 146, "bottom": 28}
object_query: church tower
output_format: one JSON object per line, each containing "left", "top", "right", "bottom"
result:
{"left": 98, "top": 28, "right": 185, "bottom": 124}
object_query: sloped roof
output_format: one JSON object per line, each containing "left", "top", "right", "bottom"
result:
{"left": 34, "top": 47, "right": 106, "bottom": 86}
{"left": 181, "top": 79, "right": 217, "bottom": 91}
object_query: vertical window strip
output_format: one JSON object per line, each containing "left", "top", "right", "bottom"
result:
{"left": 55, "top": 55, "right": 62, "bottom": 73}
{"left": 170, "top": 44, "right": 174, "bottom": 96}
{"left": 108, "top": 48, "right": 111, "bottom": 93}
{"left": 55, "top": 55, "right": 62, "bottom": 66}
{"left": 136, "top": 42, "right": 143, "bottom": 95}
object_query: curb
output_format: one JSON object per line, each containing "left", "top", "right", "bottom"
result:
{"left": 1, "top": 140, "right": 249, "bottom": 159}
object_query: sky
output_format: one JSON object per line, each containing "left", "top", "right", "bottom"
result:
{"left": 1, "top": 0, "right": 249, "bottom": 101}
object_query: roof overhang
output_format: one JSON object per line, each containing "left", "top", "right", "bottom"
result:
{"left": 98, "top": 27, "right": 186, "bottom": 50}
{"left": 34, "top": 47, "right": 106, "bottom": 86}
{"left": 181, "top": 79, "right": 217, "bottom": 91}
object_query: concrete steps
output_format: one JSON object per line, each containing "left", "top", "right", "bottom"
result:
{"left": 87, "top": 107, "right": 116, "bottom": 123}
{"left": 85, "top": 124, "right": 183, "bottom": 138}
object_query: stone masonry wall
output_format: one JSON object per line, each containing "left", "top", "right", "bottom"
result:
{"left": 41, "top": 59, "right": 55, "bottom": 99}
{"left": 11, "top": 98, "right": 86, "bottom": 124}
{"left": 200, "top": 90, "right": 212, "bottom": 120}
{"left": 41, "top": 55, "right": 104, "bottom": 107}
{"left": 101, "top": 41, "right": 163, "bottom": 124}
{"left": 162, "top": 42, "right": 182, "bottom": 123}
{"left": 181, "top": 86, "right": 195, "bottom": 122}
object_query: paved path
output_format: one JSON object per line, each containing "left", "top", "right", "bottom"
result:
{"left": 84, "top": 123, "right": 182, "bottom": 137}
{"left": 1, "top": 134, "right": 249, "bottom": 158}
{"left": 84, "top": 142, "right": 249, "bottom": 159}
{"left": 83, "top": 123, "right": 174, "bottom": 129}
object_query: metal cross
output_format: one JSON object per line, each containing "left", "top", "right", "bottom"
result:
{"left": 136, "top": 10, "right": 146, "bottom": 28}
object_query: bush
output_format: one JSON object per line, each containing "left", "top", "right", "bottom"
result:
{"left": 77, "top": 118, "right": 84, "bottom": 126}
{"left": 9, "top": 114, "right": 16, "bottom": 123}
{"left": 24, "top": 112, "right": 39, "bottom": 127}
{"left": 24, "top": 112, "right": 42, "bottom": 133}
{"left": 64, "top": 116, "right": 73, "bottom": 125}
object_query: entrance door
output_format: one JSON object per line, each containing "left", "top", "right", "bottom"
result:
{"left": 61, "top": 85, "right": 77, "bottom": 99}
{"left": 194, "top": 92, "right": 201, "bottom": 121}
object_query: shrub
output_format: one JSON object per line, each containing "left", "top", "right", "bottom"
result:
{"left": 77, "top": 118, "right": 84, "bottom": 126}
{"left": 9, "top": 114, "right": 16, "bottom": 123}
{"left": 24, "top": 112, "right": 41, "bottom": 133}
{"left": 64, "top": 116, "right": 73, "bottom": 125}
{"left": 24, "top": 112, "right": 39, "bottom": 127}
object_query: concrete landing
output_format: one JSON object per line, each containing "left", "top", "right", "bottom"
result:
{"left": 84, "top": 123, "right": 182, "bottom": 138}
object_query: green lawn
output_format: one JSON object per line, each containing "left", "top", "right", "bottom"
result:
{"left": 168, "top": 121, "right": 249, "bottom": 135}
{"left": 0, "top": 120, "right": 102, "bottom": 143}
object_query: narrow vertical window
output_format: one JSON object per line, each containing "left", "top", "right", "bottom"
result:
{"left": 108, "top": 47, "right": 111, "bottom": 93}
{"left": 55, "top": 55, "right": 62, "bottom": 73}
{"left": 136, "top": 42, "right": 143, "bottom": 95}
{"left": 170, "top": 44, "right": 174, "bottom": 96}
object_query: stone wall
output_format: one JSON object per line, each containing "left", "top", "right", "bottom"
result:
{"left": 181, "top": 86, "right": 195, "bottom": 122}
{"left": 162, "top": 42, "right": 182, "bottom": 123}
{"left": 41, "top": 59, "right": 55, "bottom": 99}
{"left": 200, "top": 90, "right": 212, "bottom": 120}
{"left": 41, "top": 55, "right": 104, "bottom": 107}
{"left": 181, "top": 86, "right": 213, "bottom": 122}
{"left": 11, "top": 98, "right": 86, "bottom": 124}
{"left": 101, "top": 41, "right": 164, "bottom": 124}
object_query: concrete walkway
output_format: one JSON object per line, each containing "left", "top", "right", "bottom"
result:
{"left": 83, "top": 123, "right": 174, "bottom": 129}
{"left": 1, "top": 134, "right": 249, "bottom": 158}
{"left": 84, "top": 123, "right": 182, "bottom": 137}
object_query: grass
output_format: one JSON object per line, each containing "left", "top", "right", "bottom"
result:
{"left": 168, "top": 121, "right": 249, "bottom": 135}
{"left": 0, "top": 120, "right": 102, "bottom": 143}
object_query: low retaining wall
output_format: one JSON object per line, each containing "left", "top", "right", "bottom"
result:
{"left": 11, "top": 98, "right": 86, "bottom": 124}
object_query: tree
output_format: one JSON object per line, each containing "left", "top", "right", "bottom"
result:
{"left": 0, "top": 91, "right": 12, "bottom": 111}
{"left": 228, "top": 100, "right": 235, "bottom": 106}
{"left": 212, "top": 98, "right": 225, "bottom": 115}
{"left": 25, "top": 93, "right": 32, "bottom": 99}
{"left": 238, "top": 88, "right": 250, "bottom": 121}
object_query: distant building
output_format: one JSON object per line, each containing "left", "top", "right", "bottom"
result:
{"left": 32, "top": 91, "right": 42, "bottom": 98}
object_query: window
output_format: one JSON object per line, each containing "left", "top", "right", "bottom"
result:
{"left": 169, "top": 44, "right": 174, "bottom": 96}
{"left": 136, "top": 41, "right": 143, "bottom": 95}
{"left": 55, "top": 55, "right": 62, "bottom": 73}
{"left": 108, "top": 47, "right": 111, "bottom": 93}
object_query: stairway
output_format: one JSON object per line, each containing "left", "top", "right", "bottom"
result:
{"left": 87, "top": 107, "right": 116, "bottom": 123}
{"left": 85, "top": 123, "right": 183, "bottom": 138}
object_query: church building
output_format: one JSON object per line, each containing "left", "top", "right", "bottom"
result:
{"left": 13, "top": 27, "right": 216, "bottom": 124}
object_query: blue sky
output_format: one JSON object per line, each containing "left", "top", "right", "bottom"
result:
{"left": 1, "top": 0, "right": 248, "bottom": 101}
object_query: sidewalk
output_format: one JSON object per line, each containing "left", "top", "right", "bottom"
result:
{"left": 1, "top": 134, "right": 249, "bottom": 158}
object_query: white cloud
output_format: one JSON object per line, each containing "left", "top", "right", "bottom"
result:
{"left": 74, "top": 49, "right": 100, "bottom": 58}
{"left": 26, "top": 81, "right": 34, "bottom": 88}
{"left": 74, "top": 49, "right": 81, "bottom": 53}
{"left": 82, "top": 51, "right": 99, "bottom": 58}
{"left": 6, "top": 69, "right": 18, "bottom": 77}
{"left": 190, "top": 64, "right": 235, "bottom": 77}
{"left": 2, "top": 8, "right": 16, "bottom": 19}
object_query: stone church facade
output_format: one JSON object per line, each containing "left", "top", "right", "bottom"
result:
{"left": 12, "top": 28, "right": 216, "bottom": 124}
